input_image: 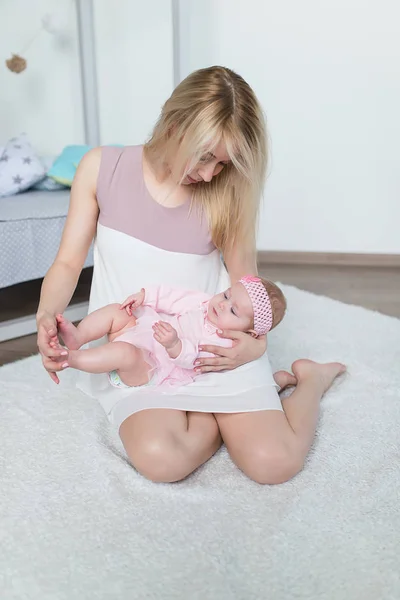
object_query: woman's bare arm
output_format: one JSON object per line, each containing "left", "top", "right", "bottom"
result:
{"left": 195, "top": 241, "right": 265, "bottom": 373}
{"left": 223, "top": 241, "right": 258, "bottom": 283}
{"left": 37, "top": 148, "right": 101, "bottom": 320}
{"left": 36, "top": 148, "right": 101, "bottom": 382}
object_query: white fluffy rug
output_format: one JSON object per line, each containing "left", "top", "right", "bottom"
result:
{"left": 1, "top": 285, "right": 399, "bottom": 600}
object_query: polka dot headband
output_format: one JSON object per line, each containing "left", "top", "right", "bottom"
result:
{"left": 239, "top": 275, "right": 273, "bottom": 335}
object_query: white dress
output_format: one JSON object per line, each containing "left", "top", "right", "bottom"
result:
{"left": 77, "top": 146, "right": 282, "bottom": 428}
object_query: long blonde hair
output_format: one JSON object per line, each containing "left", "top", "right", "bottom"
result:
{"left": 144, "top": 66, "right": 267, "bottom": 253}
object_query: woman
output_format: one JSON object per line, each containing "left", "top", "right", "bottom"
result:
{"left": 36, "top": 66, "right": 345, "bottom": 484}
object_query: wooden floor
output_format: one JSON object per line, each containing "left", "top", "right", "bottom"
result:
{"left": 0, "top": 264, "right": 399, "bottom": 367}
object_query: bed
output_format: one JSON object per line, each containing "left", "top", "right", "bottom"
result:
{"left": 0, "top": 189, "right": 93, "bottom": 341}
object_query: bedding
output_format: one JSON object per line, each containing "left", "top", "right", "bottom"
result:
{"left": 0, "top": 190, "right": 93, "bottom": 288}
{"left": 0, "top": 134, "right": 46, "bottom": 197}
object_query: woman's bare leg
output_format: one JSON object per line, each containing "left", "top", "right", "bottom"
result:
{"left": 119, "top": 409, "right": 222, "bottom": 483}
{"left": 215, "top": 359, "right": 346, "bottom": 484}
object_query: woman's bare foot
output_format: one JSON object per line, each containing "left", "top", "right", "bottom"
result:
{"left": 56, "top": 314, "right": 81, "bottom": 350}
{"left": 273, "top": 370, "right": 297, "bottom": 391}
{"left": 291, "top": 359, "right": 346, "bottom": 394}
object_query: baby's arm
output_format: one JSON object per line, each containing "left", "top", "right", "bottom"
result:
{"left": 152, "top": 321, "right": 198, "bottom": 368}
{"left": 144, "top": 286, "right": 209, "bottom": 316}
{"left": 121, "top": 286, "right": 210, "bottom": 317}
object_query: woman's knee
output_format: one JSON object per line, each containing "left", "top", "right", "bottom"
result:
{"left": 232, "top": 442, "right": 304, "bottom": 485}
{"left": 124, "top": 435, "right": 191, "bottom": 483}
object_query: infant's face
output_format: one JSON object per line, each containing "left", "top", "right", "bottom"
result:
{"left": 207, "top": 283, "right": 253, "bottom": 332}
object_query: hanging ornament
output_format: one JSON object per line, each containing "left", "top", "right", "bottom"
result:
{"left": 5, "top": 54, "right": 27, "bottom": 74}
{"left": 5, "top": 2, "right": 73, "bottom": 74}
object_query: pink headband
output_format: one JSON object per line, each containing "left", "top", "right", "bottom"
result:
{"left": 239, "top": 275, "right": 273, "bottom": 335}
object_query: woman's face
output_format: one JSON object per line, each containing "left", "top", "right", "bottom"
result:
{"left": 182, "top": 140, "right": 231, "bottom": 185}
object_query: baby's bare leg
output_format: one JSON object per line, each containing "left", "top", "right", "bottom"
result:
{"left": 67, "top": 342, "right": 151, "bottom": 386}
{"left": 57, "top": 304, "right": 132, "bottom": 350}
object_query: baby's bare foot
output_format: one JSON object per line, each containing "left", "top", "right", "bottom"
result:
{"left": 291, "top": 359, "right": 346, "bottom": 394}
{"left": 273, "top": 370, "right": 297, "bottom": 390}
{"left": 56, "top": 314, "right": 81, "bottom": 350}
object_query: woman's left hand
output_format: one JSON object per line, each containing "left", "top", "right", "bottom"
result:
{"left": 194, "top": 330, "right": 267, "bottom": 373}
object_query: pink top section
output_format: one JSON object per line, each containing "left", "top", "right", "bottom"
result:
{"left": 96, "top": 145, "right": 215, "bottom": 255}
{"left": 115, "top": 285, "right": 232, "bottom": 388}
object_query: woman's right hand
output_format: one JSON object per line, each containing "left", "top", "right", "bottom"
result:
{"left": 37, "top": 312, "right": 69, "bottom": 384}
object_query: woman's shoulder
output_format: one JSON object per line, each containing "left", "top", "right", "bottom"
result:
{"left": 95, "top": 145, "right": 142, "bottom": 195}
{"left": 71, "top": 147, "right": 102, "bottom": 197}
{"left": 77, "top": 146, "right": 102, "bottom": 173}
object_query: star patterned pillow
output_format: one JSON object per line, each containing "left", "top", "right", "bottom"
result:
{"left": 0, "top": 133, "right": 46, "bottom": 197}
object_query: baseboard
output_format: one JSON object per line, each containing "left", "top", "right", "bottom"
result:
{"left": 258, "top": 251, "right": 400, "bottom": 268}
{"left": 0, "top": 302, "right": 89, "bottom": 343}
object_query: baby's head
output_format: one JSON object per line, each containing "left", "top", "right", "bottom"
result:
{"left": 207, "top": 276, "right": 286, "bottom": 336}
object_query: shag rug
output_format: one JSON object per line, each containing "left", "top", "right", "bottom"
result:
{"left": 1, "top": 285, "right": 399, "bottom": 600}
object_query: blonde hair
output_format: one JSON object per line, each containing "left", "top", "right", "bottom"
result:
{"left": 144, "top": 66, "right": 267, "bottom": 253}
{"left": 260, "top": 278, "right": 287, "bottom": 330}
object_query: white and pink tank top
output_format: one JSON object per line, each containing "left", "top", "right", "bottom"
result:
{"left": 96, "top": 145, "right": 215, "bottom": 255}
{"left": 77, "top": 145, "right": 281, "bottom": 428}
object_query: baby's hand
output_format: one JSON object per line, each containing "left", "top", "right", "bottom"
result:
{"left": 120, "top": 288, "right": 145, "bottom": 315}
{"left": 152, "top": 321, "right": 178, "bottom": 349}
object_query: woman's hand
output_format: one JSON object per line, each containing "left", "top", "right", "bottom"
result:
{"left": 194, "top": 330, "right": 267, "bottom": 373}
{"left": 120, "top": 288, "right": 145, "bottom": 315}
{"left": 37, "top": 312, "right": 69, "bottom": 384}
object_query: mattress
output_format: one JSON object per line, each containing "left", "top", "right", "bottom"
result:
{"left": 0, "top": 190, "right": 93, "bottom": 288}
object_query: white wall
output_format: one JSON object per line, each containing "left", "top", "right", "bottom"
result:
{"left": 93, "top": 1, "right": 173, "bottom": 145}
{"left": 179, "top": 0, "right": 400, "bottom": 253}
{"left": 0, "top": 0, "right": 84, "bottom": 156}
{"left": 0, "top": 0, "right": 173, "bottom": 154}
{"left": 2, "top": 0, "right": 398, "bottom": 253}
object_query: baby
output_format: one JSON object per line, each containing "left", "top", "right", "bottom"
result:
{"left": 55, "top": 276, "right": 286, "bottom": 389}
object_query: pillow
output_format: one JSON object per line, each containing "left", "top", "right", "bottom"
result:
{"left": 47, "top": 145, "right": 91, "bottom": 186}
{"left": 0, "top": 133, "right": 46, "bottom": 197}
{"left": 33, "top": 156, "right": 67, "bottom": 191}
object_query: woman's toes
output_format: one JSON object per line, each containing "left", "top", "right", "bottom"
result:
{"left": 273, "top": 370, "right": 297, "bottom": 390}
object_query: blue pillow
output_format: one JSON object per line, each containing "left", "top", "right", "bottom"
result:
{"left": 47, "top": 145, "right": 91, "bottom": 186}
{"left": 33, "top": 155, "right": 67, "bottom": 191}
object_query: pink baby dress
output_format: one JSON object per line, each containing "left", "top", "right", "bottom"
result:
{"left": 113, "top": 285, "right": 232, "bottom": 388}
